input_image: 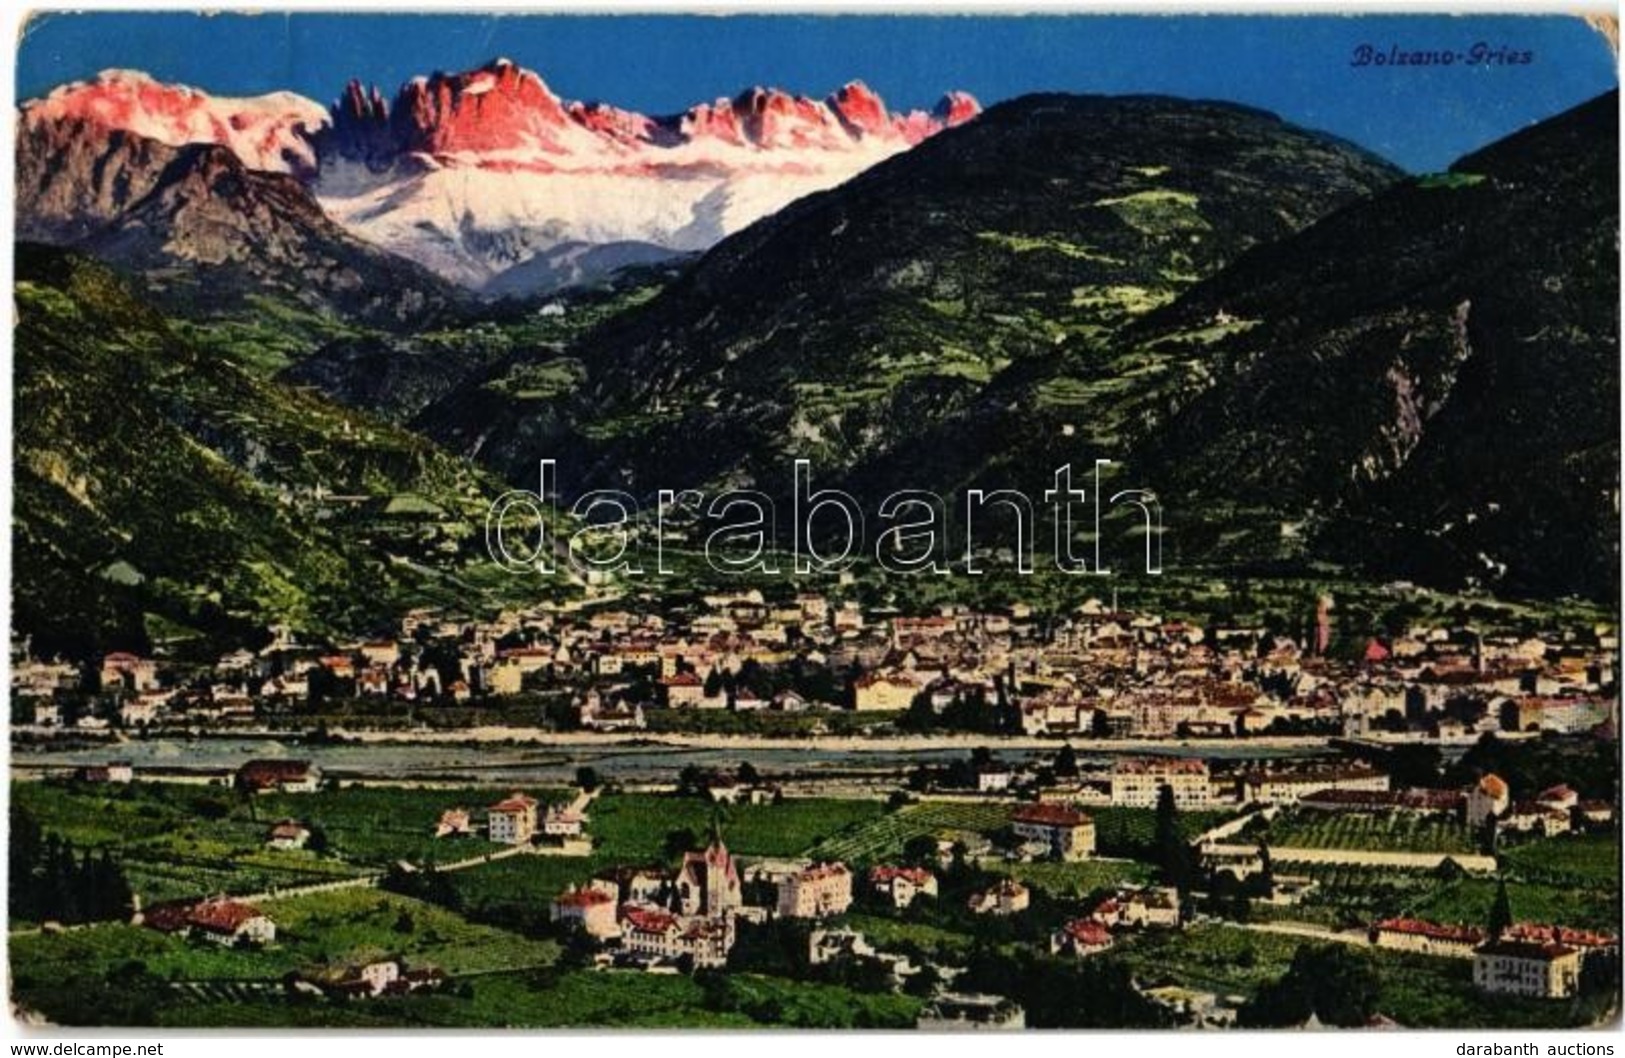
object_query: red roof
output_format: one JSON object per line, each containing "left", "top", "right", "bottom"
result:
{"left": 1504, "top": 923, "right": 1618, "bottom": 949}
{"left": 1059, "top": 918, "right": 1113, "bottom": 946}
{"left": 489, "top": 792, "right": 539, "bottom": 812}
{"left": 1508, "top": 800, "right": 1569, "bottom": 819}
{"left": 854, "top": 672, "right": 915, "bottom": 689}
{"left": 869, "top": 866, "right": 934, "bottom": 886}
{"left": 664, "top": 671, "right": 703, "bottom": 686}
{"left": 683, "top": 919, "right": 728, "bottom": 940}
{"left": 186, "top": 900, "right": 267, "bottom": 934}
{"left": 498, "top": 646, "right": 552, "bottom": 658}
{"left": 794, "top": 862, "right": 850, "bottom": 883}
{"left": 620, "top": 907, "right": 679, "bottom": 934}
{"left": 1303, "top": 788, "right": 1464, "bottom": 811}
{"left": 1114, "top": 757, "right": 1208, "bottom": 775}
{"left": 237, "top": 759, "right": 316, "bottom": 787}
{"left": 553, "top": 888, "right": 614, "bottom": 909}
{"left": 1011, "top": 803, "right": 1091, "bottom": 828}
{"left": 1374, "top": 918, "right": 1484, "bottom": 944}
{"left": 140, "top": 901, "right": 194, "bottom": 933}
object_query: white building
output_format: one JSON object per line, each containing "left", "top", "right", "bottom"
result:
{"left": 1473, "top": 940, "right": 1581, "bottom": 999}
{"left": 776, "top": 863, "right": 853, "bottom": 919}
{"left": 1111, "top": 758, "right": 1212, "bottom": 808}
{"left": 487, "top": 792, "right": 539, "bottom": 845}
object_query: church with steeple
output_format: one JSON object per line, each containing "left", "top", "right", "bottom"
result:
{"left": 674, "top": 817, "right": 741, "bottom": 917}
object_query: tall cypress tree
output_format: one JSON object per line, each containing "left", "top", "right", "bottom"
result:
{"left": 11, "top": 819, "right": 134, "bottom": 924}
{"left": 1488, "top": 878, "right": 1514, "bottom": 940}
{"left": 1155, "top": 783, "right": 1194, "bottom": 895}
{"left": 9, "top": 809, "right": 43, "bottom": 921}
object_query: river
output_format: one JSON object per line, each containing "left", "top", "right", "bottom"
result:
{"left": 10, "top": 733, "right": 1341, "bottom": 785}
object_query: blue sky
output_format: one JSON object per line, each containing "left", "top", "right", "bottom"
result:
{"left": 17, "top": 12, "right": 1617, "bottom": 171}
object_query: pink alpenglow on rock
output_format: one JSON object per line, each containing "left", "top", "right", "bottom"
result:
{"left": 19, "top": 58, "right": 982, "bottom": 288}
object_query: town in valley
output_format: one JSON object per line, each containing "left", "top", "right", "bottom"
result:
{"left": 8, "top": 11, "right": 1620, "bottom": 1033}
{"left": 9, "top": 580, "right": 1620, "bottom": 1028}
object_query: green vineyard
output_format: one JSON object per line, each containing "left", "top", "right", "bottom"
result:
{"left": 806, "top": 801, "right": 1016, "bottom": 863}
{"left": 1264, "top": 811, "right": 1475, "bottom": 855}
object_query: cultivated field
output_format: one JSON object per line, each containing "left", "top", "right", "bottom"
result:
{"left": 9, "top": 779, "right": 1616, "bottom": 1029}
{"left": 9, "top": 781, "right": 565, "bottom": 907}
{"left": 807, "top": 801, "right": 1015, "bottom": 863}
{"left": 1264, "top": 811, "right": 1476, "bottom": 855}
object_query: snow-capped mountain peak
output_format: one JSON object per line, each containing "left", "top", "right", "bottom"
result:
{"left": 22, "top": 68, "right": 329, "bottom": 175}
{"left": 20, "top": 59, "right": 983, "bottom": 292}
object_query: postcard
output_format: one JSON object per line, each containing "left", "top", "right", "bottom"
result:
{"left": 7, "top": 8, "right": 1620, "bottom": 1033}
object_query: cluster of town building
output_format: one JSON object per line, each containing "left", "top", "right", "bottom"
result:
{"left": 134, "top": 895, "right": 445, "bottom": 1001}
{"left": 81, "top": 741, "right": 1617, "bottom": 1024}
{"left": 1370, "top": 917, "right": 1617, "bottom": 999}
{"left": 548, "top": 822, "right": 859, "bottom": 970}
{"left": 12, "top": 588, "right": 1617, "bottom": 1025}
{"left": 11, "top": 593, "right": 1617, "bottom": 744}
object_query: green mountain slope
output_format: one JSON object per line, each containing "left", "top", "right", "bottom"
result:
{"left": 17, "top": 118, "right": 468, "bottom": 356}
{"left": 1122, "top": 90, "right": 1619, "bottom": 599}
{"left": 418, "top": 94, "right": 1401, "bottom": 492}
{"left": 282, "top": 260, "right": 682, "bottom": 424}
{"left": 12, "top": 245, "right": 535, "bottom": 659}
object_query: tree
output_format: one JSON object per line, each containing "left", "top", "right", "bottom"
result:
{"left": 575, "top": 766, "right": 601, "bottom": 793}
{"left": 676, "top": 765, "right": 707, "bottom": 798}
{"left": 1237, "top": 944, "right": 1380, "bottom": 1027}
{"left": 899, "top": 693, "right": 937, "bottom": 733}
{"left": 1488, "top": 877, "right": 1513, "bottom": 940}
{"left": 1384, "top": 744, "right": 1443, "bottom": 789}
{"left": 903, "top": 961, "right": 941, "bottom": 998}
{"left": 727, "top": 918, "right": 812, "bottom": 977}
{"left": 10, "top": 819, "right": 134, "bottom": 926}
{"left": 737, "top": 761, "right": 760, "bottom": 785}
{"left": 380, "top": 863, "right": 463, "bottom": 913}
{"left": 1154, "top": 784, "right": 1194, "bottom": 895}
{"left": 1580, "top": 946, "right": 1622, "bottom": 998}
{"left": 834, "top": 953, "right": 894, "bottom": 994}
{"left": 902, "top": 834, "right": 939, "bottom": 867}
{"left": 958, "top": 949, "right": 1171, "bottom": 1028}
{"left": 557, "top": 922, "right": 600, "bottom": 970}
{"left": 663, "top": 826, "right": 698, "bottom": 861}
{"left": 1244, "top": 842, "right": 1275, "bottom": 899}
{"left": 1053, "top": 744, "right": 1079, "bottom": 778}
{"left": 9, "top": 809, "right": 43, "bottom": 921}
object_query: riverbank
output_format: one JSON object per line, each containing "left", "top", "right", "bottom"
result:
{"left": 15, "top": 724, "right": 1342, "bottom": 753}
{"left": 8, "top": 729, "right": 1341, "bottom": 787}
